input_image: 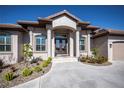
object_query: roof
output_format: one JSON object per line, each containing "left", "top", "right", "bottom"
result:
{"left": 17, "top": 20, "right": 39, "bottom": 26}
{"left": 77, "top": 22, "right": 90, "bottom": 26}
{"left": 0, "top": 24, "right": 27, "bottom": 31}
{"left": 38, "top": 18, "right": 52, "bottom": 24}
{"left": 93, "top": 29, "right": 124, "bottom": 38}
{"left": 86, "top": 25, "right": 100, "bottom": 30}
{"left": 45, "top": 10, "right": 82, "bottom": 22}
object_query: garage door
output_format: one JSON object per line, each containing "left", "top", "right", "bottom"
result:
{"left": 113, "top": 41, "right": 124, "bottom": 61}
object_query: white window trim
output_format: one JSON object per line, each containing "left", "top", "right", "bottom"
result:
{"left": 0, "top": 34, "right": 12, "bottom": 53}
{"left": 80, "top": 35, "right": 87, "bottom": 52}
{"left": 34, "top": 34, "right": 47, "bottom": 52}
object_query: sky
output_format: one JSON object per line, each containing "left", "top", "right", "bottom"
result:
{"left": 0, "top": 5, "right": 124, "bottom": 30}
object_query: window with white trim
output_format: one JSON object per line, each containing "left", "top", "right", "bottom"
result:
{"left": 80, "top": 36, "right": 85, "bottom": 51}
{"left": 35, "top": 35, "right": 46, "bottom": 51}
{"left": 0, "top": 34, "right": 11, "bottom": 52}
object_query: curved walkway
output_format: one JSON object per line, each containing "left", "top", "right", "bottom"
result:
{"left": 14, "top": 61, "right": 124, "bottom": 88}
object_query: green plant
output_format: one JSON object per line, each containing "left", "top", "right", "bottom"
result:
{"left": 96, "top": 56, "right": 108, "bottom": 64}
{"left": 23, "top": 44, "right": 33, "bottom": 61}
{"left": 33, "top": 66, "right": 42, "bottom": 72}
{"left": 21, "top": 67, "right": 32, "bottom": 77}
{"left": 47, "top": 57, "right": 52, "bottom": 63}
{"left": 30, "top": 57, "right": 43, "bottom": 64}
{"left": 41, "top": 60, "right": 48, "bottom": 67}
{"left": 79, "top": 55, "right": 107, "bottom": 64}
{"left": 91, "top": 48, "right": 99, "bottom": 58}
{"left": 80, "top": 56, "right": 87, "bottom": 62}
{"left": 4, "top": 71, "right": 14, "bottom": 81}
{"left": 37, "top": 57, "right": 43, "bottom": 61}
{"left": 30, "top": 58, "right": 38, "bottom": 64}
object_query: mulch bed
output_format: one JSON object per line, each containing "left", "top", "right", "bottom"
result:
{"left": 81, "top": 61, "right": 112, "bottom": 66}
{"left": 0, "top": 61, "right": 52, "bottom": 88}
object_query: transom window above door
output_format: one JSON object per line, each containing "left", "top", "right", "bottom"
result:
{"left": 0, "top": 34, "right": 11, "bottom": 52}
{"left": 35, "top": 35, "right": 46, "bottom": 52}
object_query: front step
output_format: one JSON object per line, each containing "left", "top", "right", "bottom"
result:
{"left": 52, "top": 57, "right": 78, "bottom": 63}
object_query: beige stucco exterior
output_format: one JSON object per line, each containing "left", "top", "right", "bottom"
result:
{"left": 0, "top": 10, "right": 124, "bottom": 64}
{"left": 0, "top": 30, "right": 22, "bottom": 64}
{"left": 93, "top": 35, "right": 108, "bottom": 58}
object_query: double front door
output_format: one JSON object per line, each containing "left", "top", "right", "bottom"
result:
{"left": 55, "top": 34, "right": 68, "bottom": 56}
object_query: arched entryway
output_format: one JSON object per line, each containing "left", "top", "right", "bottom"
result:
{"left": 52, "top": 25, "right": 75, "bottom": 57}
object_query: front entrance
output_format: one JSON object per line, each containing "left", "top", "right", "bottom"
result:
{"left": 55, "top": 33, "right": 68, "bottom": 56}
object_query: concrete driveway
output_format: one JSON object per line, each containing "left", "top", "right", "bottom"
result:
{"left": 14, "top": 61, "right": 124, "bottom": 88}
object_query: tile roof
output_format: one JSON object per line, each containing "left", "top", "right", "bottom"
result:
{"left": 93, "top": 29, "right": 124, "bottom": 38}
{"left": 0, "top": 24, "right": 27, "bottom": 31}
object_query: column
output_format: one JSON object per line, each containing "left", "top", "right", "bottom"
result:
{"left": 47, "top": 25, "right": 52, "bottom": 57}
{"left": 52, "top": 31, "right": 55, "bottom": 57}
{"left": 87, "top": 30, "right": 91, "bottom": 56}
{"left": 29, "top": 30, "right": 33, "bottom": 46}
{"left": 76, "top": 30, "right": 80, "bottom": 57}
{"left": 13, "top": 34, "right": 18, "bottom": 64}
{"left": 69, "top": 32, "right": 74, "bottom": 57}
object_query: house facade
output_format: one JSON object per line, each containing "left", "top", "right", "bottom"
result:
{"left": 0, "top": 10, "right": 124, "bottom": 64}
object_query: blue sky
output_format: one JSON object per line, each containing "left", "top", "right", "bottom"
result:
{"left": 0, "top": 5, "right": 124, "bottom": 30}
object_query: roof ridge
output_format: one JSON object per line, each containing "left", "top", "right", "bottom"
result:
{"left": 45, "top": 10, "right": 81, "bottom": 21}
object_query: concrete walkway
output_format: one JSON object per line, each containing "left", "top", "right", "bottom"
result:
{"left": 14, "top": 61, "right": 124, "bottom": 88}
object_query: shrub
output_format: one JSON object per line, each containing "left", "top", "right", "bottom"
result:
{"left": 41, "top": 60, "right": 48, "bottom": 67}
{"left": 30, "top": 58, "right": 38, "bottom": 64}
{"left": 33, "top": 66, "right": 42, "bottom": 72}
{"left": 4, "top": 72, "right": 14, "bottom": 81}
{"left": 96, "top": 56, "right": 108, "bottom": 64}
{"left": 23, "top": 44, "right": 33, "bottom": 61}
{"left": 21, "top": 67, "right": 32, "bottom": 77}
{"left": 80, "top": 57, "right": 86, "bottom": 62}
{"left": 79, "top": 55, "right": 107, "bottom": 64}
{"left": 0, "top": 59, "right": 4, "bottom": 68}
{"left": 91, "top": 48, "right": 99, "bottom": 58}
{"left": 47, "top": 57, "right": 52, "bottom": 63}
{"left": 86, "top": 57, "right": 93, "bottom": 63}
{"left": 37, "top": 57, "right": 43, "bottom": 61}
{"left": 30, "top": 57, "right": 43, "bottom": 64}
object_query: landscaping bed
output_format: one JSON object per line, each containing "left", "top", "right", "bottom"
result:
{"left": 79, "top": 48, "right": 112, "bottom": 66}
{"left": 82, "top": 61, "right": 112, "bottom": 66}
{"left": 0, "top": 57, "right": 52, "bottom": 88}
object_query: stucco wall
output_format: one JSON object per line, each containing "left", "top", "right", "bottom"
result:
{"left": 52, "top": 15, "right": 76, "bottom": 30}
{"left": 79, "top": 30, "right": 88, "bottom": 56}
{"left": 93, "top": 35, "right": 108, "bottom": 58}
{"left": 0, "top": 30, "right": 21, "bottom": 64}
{"left": 28, "top": 27, "right": 48, "bottom": 60}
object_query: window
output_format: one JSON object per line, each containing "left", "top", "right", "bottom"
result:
{"left": 0, "top": 34, "right": 11, "bottom": 52}
{"left": 35, "top": 35, "right": 46, "bottom": 51}
{"left": 80, "top": 36, "right": 85, "bottom": 51}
